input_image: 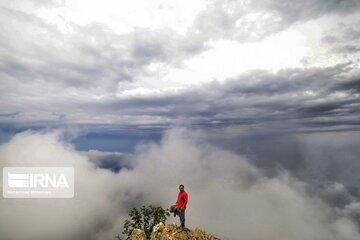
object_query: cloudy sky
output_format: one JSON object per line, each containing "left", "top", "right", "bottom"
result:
{"left": 1, "top": 0, "right": 359, "bottom": 140}
{"left": 1, "top": 0, "right": 360, "bottom": 239}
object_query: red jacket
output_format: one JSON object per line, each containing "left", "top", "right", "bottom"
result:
{"left": 176, "top": 191, "right": 188, "bottom": 208}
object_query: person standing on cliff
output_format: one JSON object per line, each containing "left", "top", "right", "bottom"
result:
{"left": 174, "top": 184, "right": 188, "bottom": 229}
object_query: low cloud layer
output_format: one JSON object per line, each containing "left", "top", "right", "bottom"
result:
{"left": 1, "top": 128, "right": 360, "bottom": 240}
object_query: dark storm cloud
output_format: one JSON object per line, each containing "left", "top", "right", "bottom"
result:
{"left": 129, "top": 28, "right": 207, "bottom": 65}
{"left": 193, "top": 0, "right": 291, "bottom": 42}
{"left": 0, "top": 6, "right": 207, "bottom": 91}
{"left": 330, "top": 45, "right": 360, "bottom": 56}
{"left": 71, "top": 63, "right": 359, "bottom": 134}
{"left": 321, "top": 19, "right": 360, "bottom": 60}
{"left": 197, "top": 66, "right": 359, "bottom": 129}
{"left": 298, "top": 100, "right": 355, "bottom": 118}
{"left": 333, "top": 77, "right": 360, "bottom": 93}
{"left": 194, "top": 0, "right": 360, "bottom": 42}
{"left": 0, "top": 112, "right": 19, "bottom": 117}
{"left": 322, "top": 21, "right": 360, "bottom": 43}
{"left": 2, "top": 62, "right": 358, "bottom": 134}
{"left": 256, "top": 0, "right": 360, "bottom": 21}
{"left": 337, "top": 22, "right": 360, "bottom": 41}
{"left": 0, "top": 7, "right": 108, "bottom": 87}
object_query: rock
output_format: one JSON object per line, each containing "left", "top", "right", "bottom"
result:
{"left": 129, "top": 223, "right": 219, "bottom": 240}
{"left": 129, "top": 228, "right": 146, "bottom": 240}
{"left": 151, "top": 223, "right": 220, "bottom": 240}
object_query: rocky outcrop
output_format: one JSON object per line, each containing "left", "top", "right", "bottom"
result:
{"left": 129, "top": 228, "right": 147, "bottom": 240}
{"left": 129, "top": 222, "right": 220, "bottom": 240}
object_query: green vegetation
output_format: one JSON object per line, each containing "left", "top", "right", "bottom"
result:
{"left": 120, "top": 205, "right": 170, "bottom": 240}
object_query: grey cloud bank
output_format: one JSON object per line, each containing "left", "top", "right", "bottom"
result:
{"left": 1, "top": 64, "right": 359, "bottom": 134}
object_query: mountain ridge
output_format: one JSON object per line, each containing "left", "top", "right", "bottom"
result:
{"left": 129, "top": 222, "right": 220, "bottom": 240}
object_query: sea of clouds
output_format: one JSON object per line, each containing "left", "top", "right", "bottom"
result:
{"left": 1, "top": 128, "right": 360, "bottom": 240}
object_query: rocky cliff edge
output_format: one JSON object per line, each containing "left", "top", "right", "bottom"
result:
{"left": 129, "top": 222, "right": 220, "bottom": 240}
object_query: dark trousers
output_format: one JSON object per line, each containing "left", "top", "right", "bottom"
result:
{"left": 174, "top": 208, "right": 185, "bottom": 228}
